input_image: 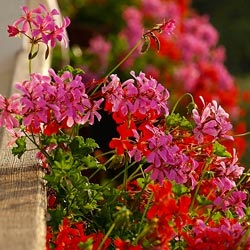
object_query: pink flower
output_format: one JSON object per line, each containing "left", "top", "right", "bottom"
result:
{"left": 0, "top": 94, "right": 21, "bottom": 130}
{"left": 11, "top": 5, "right": 41, "bottom": 34}
{"left": 187, "top": 218, "right": 246, "bottom": 249}
{"left": 8, "top": 4, "right": 70, "bottom": 48}
{"left": 144, "top": 125, "right": 179, "bottom": 184}
{"left": 80, "top": 98, "right": 104, "bottom": 125}
{"left": 193, "top": 96, "right": 233, "bottom": 143}
{"left": 121, "top": 7, "right": 143, "bottom": 48}
{"left": 213, "top": 177, "right": 247, "bottom": 218}
{"left": 215, "top": 148, "right": 244, "bottom": 180}
{"left": 6, "top": 129, "right": 25, "bottom": 147}
{"left": 226, "top": 191, "right": 247, "bottom": 218}
{"left": 15, "top": 73, "right": 52, "bottom": 129}
{"left": 102, "top": 74, "right": 124, "bottom": 113}
{"left": 7, "top": 25, "right": 19, "bottom": 37}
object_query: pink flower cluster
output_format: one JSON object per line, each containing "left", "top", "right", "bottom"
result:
{"left": 186, "top": 218, "right": 247, "bottom": 249}
{"left": 0, "top": 70, "right": 103, "bottom": 135}
{"left": 102, "top": 71, "right": 169, "bottom": 118}
{"left": 8, "top": 4, "right": 70, "bottom": 48}
{"left": 193, "top": 97, "right": 233, "bottom": 143}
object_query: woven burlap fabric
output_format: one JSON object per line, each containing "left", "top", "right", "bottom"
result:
{"left": 0, "top": 129, "right": 46, "bottom": 250}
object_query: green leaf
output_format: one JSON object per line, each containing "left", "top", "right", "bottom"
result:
{"left": 12, "top": 136, "right": 26, "bottom": 159}
{"left": 172, "top": 183, "right": 189, "bottom": 196}
{"left": 213, "top": 141, "right": 231, "bottom": 157}
{"left": 196, "top": 194, "right": 213, "bottom": 205}
{"left": 211, "top": 211, "right": 223, "bottom": 221}
{"left": 81, "top": 155, "right": 106, "bottom": 170}
{"left": 166, "top": 113, "right": 193, "bottom": 130}
{"left": 47, "top": 206, "right": 65, "bottom": 231}
{"left": 58, "top": 65, "right": 84, "bottom": 76}
{"left": 53, "top": 148, "right": 74, "bottom": 171}
{"left": 69, "top": 136, "right": 99, "bottom": 159}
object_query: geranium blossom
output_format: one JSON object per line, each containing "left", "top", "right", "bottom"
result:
{"left": 192, "top": 96, "right": 233, "bottom": 143}
{"left": 8, "top": 3, "right": 70, "bottom": 48}
{"left": 0, "top": 93, "right": 21, "bottom": 129}
{"left": 185, "top": 218, "right": 246, "bottom": 249}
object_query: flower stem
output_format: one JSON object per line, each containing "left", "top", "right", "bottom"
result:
{"left": 98, "top": 221, "right": 116, "bottom": 250}
{"left": 133, "top": 191, "right": 154, "bottom": 245}
{"left": 170, "top": 92, "right": 196, "bottom": 115}
{"left": 105, "top": 38, "right": 143, "bottom": 79}
{"left": 190, "top": 157, "right": 212, "bottom": 211}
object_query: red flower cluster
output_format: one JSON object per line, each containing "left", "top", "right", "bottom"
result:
{"left": 47, "top": 219, "right": 111, "bottom": 250}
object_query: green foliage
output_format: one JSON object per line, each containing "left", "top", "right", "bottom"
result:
{"left": 172, "top": 183, "right": 189, "bottom": 197}
{"left": 44, "top": 136, "right": 108, "bottom": 228}
{"left": 58, "top": 65, "right": 84, "bottom": 77}
{"left": 166, "top": 113, "right": 193, "bottom": 130}
{"left": 12, "top": 136, "right": 26, "bottom": 159}
{"left": 213, "top": 141, "right": 231, "bottom": 157}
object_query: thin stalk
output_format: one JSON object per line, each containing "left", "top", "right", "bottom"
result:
{"left": 98, "top": 221, "right": 116, "bottom": 250}
{"left": 105, "top": 39, "right": 143, "bottom": 79}
{"left": 190, "top": 158, "right": 212, "bottom": 211}
{"left": 233, "top": 131, "right": 250, "bottom": 137}
{"left": 93, "top": 160, "right": 138, "bottom": 199}
{"left": 126, "top": 163, "right": 144, "bottom": 183}
{"left": 133, "top": 191, "right": 154, "bottom": 245}
{"left": 170, "top": 92, "right": 195, "bottom": 115}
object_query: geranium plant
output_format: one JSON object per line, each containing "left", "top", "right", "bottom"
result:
{"left": 1, "top": 2, "right": 250, "bottom": 250}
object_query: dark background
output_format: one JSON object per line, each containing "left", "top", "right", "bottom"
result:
{"left": 192, "top": 0, "right": 250, "bottom": 77}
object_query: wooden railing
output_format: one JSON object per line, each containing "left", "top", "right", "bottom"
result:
{"left": 0, "top": 1, "right": 64, "bottom": 249}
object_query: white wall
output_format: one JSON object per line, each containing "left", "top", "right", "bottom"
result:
{"left": 0, "top": 0, "right": 25, "bottom": 97}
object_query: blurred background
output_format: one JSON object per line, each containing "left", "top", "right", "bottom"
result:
{"left": 192, "top": 0, "right": 250, "bottom": 77}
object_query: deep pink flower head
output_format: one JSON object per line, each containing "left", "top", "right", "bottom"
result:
{"left": 192, "top": 96, "right": 233, "bottom": 143}
{"left": 187, "top": 218, "right": 246, "bottom": 249}
{"left": 102, "top": 71, "right": 169, "bottom": 120}
{"left": 8, "top": 3, "right": 70, "bottom": 48}
{"left": 12, "top": 69, "right": 103, "bottom": 133}
{"left": 0, "top": 94, "right": 21, "bottom": 130}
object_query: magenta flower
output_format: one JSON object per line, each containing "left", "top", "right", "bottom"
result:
{"left": 80, "top": 98, "right": 104, "bottom": 125}
{"left": 7, "top": 25, "right": 19, "bottom": 37}
{"left": 189, "top": 218, "right": 246, "bottom": 249}
{"left": 11, "top": 5, "right": 41, "bottom": 34}
{"left": 8, "top": 4, "right": 70, "bottom": 48}
{"left": 193, "top": 97, "right": 233, "bottom": 143}
{"left": 15, "top": 73, "right": 52, "bottom": 129}
{"left": 144, "top": 125, "right": 179, "bottom": 184}
{"left": 213, "top": 177, "right": 247, "bottom": 218}
{"left": 215, "top": 148, "right": 244, "bottom": 180}
{"left": 0, "top": 94, "right": 21, "bottom": 130}
{"left": 103, "top": 71, "right": 169, "bottom": 121}
{"left": 102, "top": 74, "right": 124, "bottom": 113}
{"left": 226, "top": 191, "right": 247, "bottom": 218}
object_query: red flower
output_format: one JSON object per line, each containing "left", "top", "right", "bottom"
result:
{"left": 109, "top": 137, "right": 133, "bottom": 155}
{"left": 114, "top": 238, "right": 143, "bottom": 250}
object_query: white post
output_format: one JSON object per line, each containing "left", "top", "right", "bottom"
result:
{"left": 0, "top": 0, "right": 25, "bottom": 97}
